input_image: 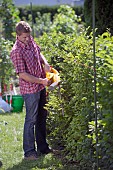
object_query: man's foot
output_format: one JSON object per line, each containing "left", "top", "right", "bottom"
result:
{"left": 41, "top": 148, "right": 53, "bottom": 154}
{"left": 24, "top": 154, "right": 38, "bottom": 160}
{"left": 40, "top": 148, "right": 59, "bottom": 155}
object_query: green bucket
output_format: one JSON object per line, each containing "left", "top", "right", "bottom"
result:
{"left": 3, "top": 95, "right": 24, "bottom": 112}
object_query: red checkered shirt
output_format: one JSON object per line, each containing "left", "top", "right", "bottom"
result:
{"left": 10, "top": 36, "right": 45, "bottom": 94}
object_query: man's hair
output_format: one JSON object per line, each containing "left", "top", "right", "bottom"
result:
{"left": 16, "top": 21, "right": 32, "bottom": 36}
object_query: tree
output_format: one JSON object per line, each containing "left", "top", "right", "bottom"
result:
{"left": 84, "top": 0, "right": 113, "bottom": 35}
{"left": 0, "top": 0, "right": 19, "bottom": 91}
{"left": 50, "top": 5, "right": 81, "bottom": 34}
{"left": 0, "top": 37, "right": 13, "bottom": 93}
{"left": 0, "top": 0, "right": 20, "bottom": 40}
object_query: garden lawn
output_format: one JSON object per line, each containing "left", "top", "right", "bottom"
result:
{"left": 0, "top": 111, "right": 77, "bottom": 170}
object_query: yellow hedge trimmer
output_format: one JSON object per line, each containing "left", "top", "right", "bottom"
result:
{"left": 46, "top": 66, "right": 60, "bottom": 91}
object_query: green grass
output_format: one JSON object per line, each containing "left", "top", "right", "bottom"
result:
{"left": 0, "top": 111, "right": 78, "bottom": 170}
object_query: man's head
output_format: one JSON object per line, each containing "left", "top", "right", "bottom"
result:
{"left": 16, "top": 21, "right": 32, "bottom": 45}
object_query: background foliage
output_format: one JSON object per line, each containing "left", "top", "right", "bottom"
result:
{"left": 84, "top": 0, "right": 113, "bottom": 36}
{"left": 0, "top": 37, "right": 13, "bottom": 91}
{"left": 0, "top": 0, "right": 20, "bottom": 40}
{"left": 18, "top": 5, "right": 84, "bottom": 23}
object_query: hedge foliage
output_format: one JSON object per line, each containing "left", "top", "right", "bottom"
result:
{"left": 35, "top": 5, "right": 113, "bottom": 169}
{"left": 37, "top": 29, "right": 113, "bottom": 170}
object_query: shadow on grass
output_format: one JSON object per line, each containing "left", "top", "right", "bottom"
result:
{"left": 6, "top": 153, "right": 78, "bottom": 170}
{"left": 6, "top": 154, "right": 61, "bottom": 170}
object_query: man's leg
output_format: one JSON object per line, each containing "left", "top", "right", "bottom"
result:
{"left": 23, "top": 92, "right": 40, "bottom": 157}
{"left": 35, "top": 88, "right": 50, "bottom": 153}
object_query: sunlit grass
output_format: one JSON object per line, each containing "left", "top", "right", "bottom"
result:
{"left": 0, "top": 112, "right": 24, "bottom": 170}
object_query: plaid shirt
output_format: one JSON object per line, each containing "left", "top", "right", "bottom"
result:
{"left": 10, "top": 36, "right": 45, "bottom": 94}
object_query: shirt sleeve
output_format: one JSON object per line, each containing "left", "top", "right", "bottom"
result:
{"left": 36, "top": 45, "right": 44, "bottom": 64}
{"left": 10, "top": 50, "right": 26, "bottom": 74}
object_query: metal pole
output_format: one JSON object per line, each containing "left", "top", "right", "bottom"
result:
{"left": 92, "top": 0, "right": 99, "bottom": 169}
{"left": 30, "top": 2, "right": 34, "bottom": 38}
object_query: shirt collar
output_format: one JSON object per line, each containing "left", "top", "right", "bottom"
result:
{"left": 16, "top": 36, "right": 32, "bottom": 50}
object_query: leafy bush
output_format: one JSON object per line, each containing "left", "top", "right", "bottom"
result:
{"left": 0, "top": 37, "right": 13, "bottom": 92}
{"left": 37, "top": 25, "right": 113, "bottom": 170}
{"left": 26, "top": 12, "right": 52, "bottom": 37}
{"left": 50, "top": 5, "right": 81, "bottom": 34}
{"left": 0, "top": 0, "right": 20, "bottom": 40}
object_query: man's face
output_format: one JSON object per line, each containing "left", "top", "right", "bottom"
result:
{"left": 17, "top": 32, "right": 30, "bottom": 45}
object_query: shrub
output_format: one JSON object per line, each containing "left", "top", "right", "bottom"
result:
{"left": 0, "top": 37, "right": 13, "bottom": 92}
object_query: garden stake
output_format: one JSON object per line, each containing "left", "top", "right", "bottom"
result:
{"left": 92, "top": 0, "right": 99, "bottom": 169}
{"left": 58, "top": 84, "right": 64, "bottom": 116}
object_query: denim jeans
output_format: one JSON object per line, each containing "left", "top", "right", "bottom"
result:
{"left": 22, "top": 88, "right": 49, "bottom": 156}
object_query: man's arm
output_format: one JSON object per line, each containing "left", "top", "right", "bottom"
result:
{"left": 19, "top": 72, "right": 49, "bottom": 86}
{"left": 40, "top": 53, "right": 50, "bottom": 72}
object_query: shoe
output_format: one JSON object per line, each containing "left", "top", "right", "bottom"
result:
{"left": 24, "top": 154, "right": 38, "bottom": 160}
{"left": 41, "top": 148, "right": 53, "bottom": 154}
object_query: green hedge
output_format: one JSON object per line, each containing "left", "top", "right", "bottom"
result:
{"left": 34, "top": 6, "right": 113, "bottom": 166}
{"left": 36, "top": 29, "right": 113, "bottom": 170}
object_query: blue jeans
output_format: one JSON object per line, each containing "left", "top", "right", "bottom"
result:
{"left": 22, "top": 88, "right": 49, "bottom": 156}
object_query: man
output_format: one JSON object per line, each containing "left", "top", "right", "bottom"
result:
{"left": 10, "top": 21, "right": 52, "bottom": 160}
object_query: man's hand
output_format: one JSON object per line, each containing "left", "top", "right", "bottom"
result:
{"left": 41, "top": 78, "right": 52, "bottom": 86}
